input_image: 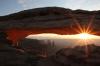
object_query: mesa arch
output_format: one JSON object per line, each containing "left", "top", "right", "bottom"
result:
{"left": 0, "top": 7, "right": 100, "bottom": 44}
{"left": 5, "top": 27, "right": 78, "bottom": 44}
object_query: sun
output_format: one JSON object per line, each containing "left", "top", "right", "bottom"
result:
{"left": 77, "top": 33, "right": 93, "bottom": 39}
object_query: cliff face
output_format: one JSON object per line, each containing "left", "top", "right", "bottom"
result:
{"left": 0, "top": 7, "right": 100, "bottom": 29}
{"left": 0, "top": 7, "right": 100, "bottom": 31}
{"left": 0, "top": 7, "right": 100, "bottom": 43}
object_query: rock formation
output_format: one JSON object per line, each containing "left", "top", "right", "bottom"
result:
{"left": 0, "top": 7, "right": 100, "bottom": 43}
{"left": 38, "top": 44, "right": 100, "bottom": 66}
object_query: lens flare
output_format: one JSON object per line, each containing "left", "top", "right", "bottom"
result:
{"left": 77, "top": 33, "right": 94, "bottom": 40}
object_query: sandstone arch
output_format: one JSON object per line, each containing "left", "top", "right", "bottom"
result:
{"left": 0, "top": 7, "right": 100, "bottom": 44}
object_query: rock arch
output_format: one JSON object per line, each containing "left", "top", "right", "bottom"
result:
{"left": 5, "top": 27, "right": 76, "bottom": 44}
{"left": 0, "top": 7, "right": 100, "bottom": 44}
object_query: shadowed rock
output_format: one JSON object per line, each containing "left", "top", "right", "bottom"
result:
{"left": 0, "top": 7, "right": 100, "bottom": 43}
{"left": 38, "top": 44, "right": 100, "bottom": 66}
{"left": 0, "top": 7, "right": 100, "bottom": 35}
{"left": 0, "top": 32, "right": 32, "bottom": 66}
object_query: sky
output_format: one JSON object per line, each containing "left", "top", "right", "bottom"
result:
{"left": 0, "top": 0, "right": 100, "bottom": 16}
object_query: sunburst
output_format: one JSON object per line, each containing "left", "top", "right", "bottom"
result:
{"left": 68, "top": 11, "right": 98, "bottom": 58}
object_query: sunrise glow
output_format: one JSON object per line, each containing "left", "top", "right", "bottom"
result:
{"left": 77, "top": 33, "right": 92, "bottom": 39}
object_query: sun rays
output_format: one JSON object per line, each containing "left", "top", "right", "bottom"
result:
{"left": 77, "top": 33, "right": 93, "bottom": 39}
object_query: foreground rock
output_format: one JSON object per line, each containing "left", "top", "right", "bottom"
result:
{"left": 0, "top": 32, "right": 31, "bottom": 66}
{"left": 38, "top": 44, "right": 100, "bottom": 66}
{"left": 0, "top": 43, "right": 31, "bottom": 66}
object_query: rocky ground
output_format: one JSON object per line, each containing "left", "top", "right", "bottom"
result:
{"left": 1, "top": 39, "right": 100, "bottom": 66}
{"left": 38, "top": 44, "right": 100, "bottom": 66}
{"left": 0, "top": 32, "right": 100, "bottom": 66}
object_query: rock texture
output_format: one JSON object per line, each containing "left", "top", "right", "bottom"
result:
{"left": 0, "top": 7, "right": 100, "bottom": 43}
{"left": 38, "top": 44, "right": 100, "bottom": 66}
{"left": 0, "top": 7, "right": 100, "bottom": 35}
{"left": 0, "top": 32, "right": 31, "bottom": 66}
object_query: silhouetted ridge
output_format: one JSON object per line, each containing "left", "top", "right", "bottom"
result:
{"left": 0, "top": 7, "right": 98, "bottom": 21}
{"left": 0, "top": 7, "right": 71, "bottom": 21}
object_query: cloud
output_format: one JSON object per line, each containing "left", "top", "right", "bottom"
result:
{"left": 17, "top": 0, "right": 32, "bottom": 9}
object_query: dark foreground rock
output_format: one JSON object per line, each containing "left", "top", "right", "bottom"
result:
{"left": 0, "top": 32, "right": 31, "bottom": 66}
{"left": 0, "top": 44, "right": 31, "bottom": 66}
{"left": 38, "top": 44, "right": 100, "bottom": 66}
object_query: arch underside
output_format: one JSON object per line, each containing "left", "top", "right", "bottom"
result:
{"left": 5, "top": 27, "right": 76, "bottom": 44}
{"left": 4, "top": 27, "right": 100, "bottom": 44}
